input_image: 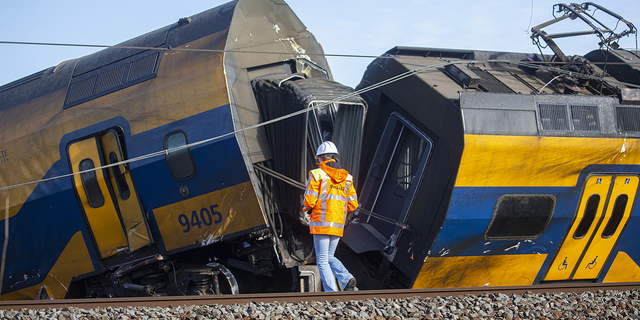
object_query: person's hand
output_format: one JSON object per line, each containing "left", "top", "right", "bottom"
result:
{"left": 346, "top": 209, "right": 359, "bottom": 226}
{"left": 298, "top": 211, "right": 310, "bottom": 226}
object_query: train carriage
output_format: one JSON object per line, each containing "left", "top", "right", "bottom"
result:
{"left": 344, "top": 3, "right": 640, "bottom": 289}
{"left": 1, "top": 0, "right": 640, "bottom": 300}
{"left": 0, "top": 0, "right": 365, "bottom": 299}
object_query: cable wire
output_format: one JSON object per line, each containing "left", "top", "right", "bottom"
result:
{"left": 1, "top": 58, "right": 639, "bottom": 193}
{"left": 0, "top": 40, "right": 385, "bottom": 59}
{"left": 4, "top": 40, "right": 635, "bottom": 66}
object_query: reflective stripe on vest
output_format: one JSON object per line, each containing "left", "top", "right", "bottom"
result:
{"left": 306, "top": 168, "right": 354, "bottom": 235}
{"left": 309, "top": 221, "right": 345, "bottom": 229}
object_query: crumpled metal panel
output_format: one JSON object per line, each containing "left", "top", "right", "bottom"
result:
{"left": 252, "top": 75, "right": 365, "bottom": 214}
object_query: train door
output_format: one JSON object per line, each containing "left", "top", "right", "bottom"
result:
{"left": 68, "top": 129, "right": 152, "bottom": 259}
{"left": 544, "top": 174, "right": 639, "bottom": 281}
{"left": 344, "top": 113, "right": 432, "bottom": 257}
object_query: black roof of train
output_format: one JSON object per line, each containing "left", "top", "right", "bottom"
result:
{"left": 368, "top": 46, "right": 640, "bottom": 101}
{"left": 0, "top": 1, "right": 238, "bottom": 111}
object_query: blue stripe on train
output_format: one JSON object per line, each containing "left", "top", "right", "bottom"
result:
{"left": 430, "top": 165, "right": 640, "bottom": 283}
{"left": 126, "top": 105, "right": 252, "bottom": 252}
{"left": 0, "top": 160, "right": 91, "bottom": 294}
{"left": 1, "top": 104, "right": 252, "bottom": 295}
{"left": 438, "top": 164, "right": 640, "bottom": 256}
{"left": 431, "top": 186, "right": 575, "bottom": 257}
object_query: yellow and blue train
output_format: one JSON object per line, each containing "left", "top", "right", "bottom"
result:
{"left": 0, "top": 0, "right": 365, "bottom": 299}
{"left": 344, "top": 2, "right": 640, "bottom": 290}
{"left": 0, "top": 0, "right": 639, "bottom": 299}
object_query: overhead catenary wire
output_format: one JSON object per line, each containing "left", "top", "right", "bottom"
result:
{"left": 0, "top": 56, "right": 438, "bottom": 192}
{"left": 0, "top": 40, "right": 385, "bottom": 60}
{"left": 1, "top": 51, "right": 640, "bottom": 193}
{"left": 0, "top": 40, "right": 638, "bottom": 68}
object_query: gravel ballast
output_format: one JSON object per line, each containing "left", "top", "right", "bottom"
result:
{"left": 0, "top": 289, "right": 638, "bottom": 319}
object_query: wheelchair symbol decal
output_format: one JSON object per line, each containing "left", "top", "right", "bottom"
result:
{"left": 558, "top": 257, "right": 568, "bottom": 270}
{"left": 586, "top": 256, "right": 598, "bottom": 269}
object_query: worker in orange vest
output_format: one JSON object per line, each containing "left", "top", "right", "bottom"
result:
{"left": 302, "top": 141, "right": 358, "bottom": 291}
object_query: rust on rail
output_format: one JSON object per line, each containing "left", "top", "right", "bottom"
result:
{"left": 1, "top": 282, "right": 639, "bottom": 311}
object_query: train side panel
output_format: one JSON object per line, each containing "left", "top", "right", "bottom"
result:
{"left": 351, "top": 45, "right": 640, "bottom": 290}
{"left": 416, "top": 133, "right": 640, "bottom": 288}
{"left": 0, "top": 0, "right": 338, "bottom": 299}
{"left": 0, "top": 14, "right": 240, "bottom": 298}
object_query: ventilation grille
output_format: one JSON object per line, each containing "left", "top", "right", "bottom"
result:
{"left": 67, "top": 75, "right": 98, "bottom": 104}
{"left": 95, "top": 64, "right": 127, "bottom": 93}
{"left": 617, "top": 106, "right": 640, "bottom": 132}
{"left": 571, "top": 105, "right": 600, "bottom": 131}
{"left": 129, "top": 54, "right": 159, "bottom": 81}
{"left": 540, "top": 104, "right": 569, "bottom": 131}
{"left": 64, "top": 52, "right": 161, "bottom": 109}
{"left": 539, "top": 104, "right": 601, "bottom": 132}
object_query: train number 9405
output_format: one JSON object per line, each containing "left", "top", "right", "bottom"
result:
{"left": 178, "top": 205, "right": 223, "bottom": 233}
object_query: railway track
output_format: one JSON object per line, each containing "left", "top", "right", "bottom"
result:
{"left": 1, "top": 282, "right": 638, "bottom": 311}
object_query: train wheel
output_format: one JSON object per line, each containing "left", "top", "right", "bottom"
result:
{"left": 269, "top": 267, "right": 298, "bottom": 292}
{"left": 207, "top": 262, "right": 239, "bottom": 294}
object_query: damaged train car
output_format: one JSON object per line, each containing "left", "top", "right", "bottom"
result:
{"left": 0, "top": 0, "right": 365, "bottom": 299}
{"left": 1, "top": 0, "right": 640, "bottom": 300}
{"left": 341, "top": 2, "right": 640, "bottom": 289}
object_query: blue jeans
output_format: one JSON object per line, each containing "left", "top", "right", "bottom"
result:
{"left": 313, "top": 234, "right": 353, "bottom": 292}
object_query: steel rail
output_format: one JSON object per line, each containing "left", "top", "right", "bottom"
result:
{"left": 0, "top": 282, "right": 638, "bottom": 311}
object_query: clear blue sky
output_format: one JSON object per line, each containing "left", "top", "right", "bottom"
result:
{"left": 1, "top": 0, "right": 638, "bottom": 88}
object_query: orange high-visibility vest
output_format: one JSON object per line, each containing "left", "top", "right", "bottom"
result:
{"left": 303, "top": 160, "right": 358, "bottom": 237}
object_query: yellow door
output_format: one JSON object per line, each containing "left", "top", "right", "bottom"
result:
{"left": 68, "top": 130, "right": 152, "bottom": 259}
{"left": 99, "top": 130, "right": 152, "bottom": 252}
{"left": 69, "top": 137, "right": 129, "bottom": 259}
{"left": 544, "top": 174, "right": 639, "bottom": 281}
{"left": 574, "top": 176, "right": 638, "bottom": 279}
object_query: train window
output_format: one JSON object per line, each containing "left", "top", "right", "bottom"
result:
{"left": 601, "top": 194, "right": 628, "bottom": 238}
{"left": 539, "top": 104, "right": 570, "bottom": 131}
{"left": 485, "top": 195, "right": 555, "bottom": 240}
{"left": 390, "top": 131, "right": 428, "bottom": 193}
{"left": 163, "top": 131, "right": 197, "bottom": 181}
{"left": 573, "top": 194, "right": 600, "bottom": 239}
{"left": 570, "top": 105, "right": 600, "bottom": 131}
{"left": 79, "top": 159, "right": 105, "bottom": 208}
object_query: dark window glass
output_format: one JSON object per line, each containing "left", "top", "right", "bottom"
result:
{"left": 164, "top": 131, "right": 196, "bottom": 181}
{"left": 602, "top": 194, "right": 628, "bottom": 238}
{"left": 79, "top": 159, "right": 105, "bottom": 208}
{"left": 108, "top": 152, "right": 130, "bottom": 200}
{"left": 485, "top": 195, "right": 555, "bottom": 240}
{"left": 574, "top": 194, "right": 600, "bottom": 239}
{"left": 390, "top": 130, "right": 427, "bottom": 194}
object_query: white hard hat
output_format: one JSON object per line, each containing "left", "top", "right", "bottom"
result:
{"left": 315, "top": 141, "right": 339, "bottom": 157}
